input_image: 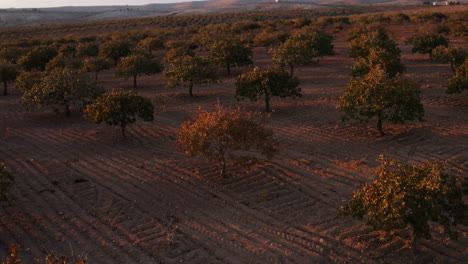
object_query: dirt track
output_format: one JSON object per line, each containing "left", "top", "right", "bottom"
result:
{"left": 0, "top": 23, "right": 467, "bottom": 263}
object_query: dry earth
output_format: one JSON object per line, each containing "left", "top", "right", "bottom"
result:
{"left": 0, "top": 22, "right": 467, "bottom": 263}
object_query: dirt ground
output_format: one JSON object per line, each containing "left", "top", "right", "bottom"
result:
{"left": 0, "top": 21, "right": 467, "bottom": 263}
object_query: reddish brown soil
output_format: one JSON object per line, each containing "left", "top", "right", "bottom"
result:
{"left": 0, "top": 22, "right": 467, "bottom": 263}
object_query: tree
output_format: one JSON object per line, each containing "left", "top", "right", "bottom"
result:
{"left": 0, "top": 162, "right": 14, "bottom": 201}
{"left": 82, "top": 57, "right": 111, "bottom": 80}
{"left": 348, "top": 24, "right": 400, "bottom": 59}
{"left": 45, "top": 54, "right": 82, "bottom": 71}
{"left": 20, "top": 68, "right": 104, "bottom": 117}
{"left": 99, "top": 39, "right": 131, "bottom": 65}
{"left": 337, "top": 66, "right": 424, "bottom": 136}
{"left": 0, "top": 62, "right": 18, "bottom": 95}
{"left": 84, "top": 90, "right": 154, "bottom": 139}
{"left": 176, "top": 108, "right": 278, "bottom": 177}
{"left": 208, "top": 38, "right": 253, "bottom": 75}
{"left": 164, "top": 55, "right": 218, "bottom": 97}
{"left": 137, "top": 37, "right": 164, "bottom": 55}
{"left": 406, "top": 32, "right": 449, "bottom": 59}
{"left": 341, "top": 155, "right": 465, "bottom": 250}
{"left": 351, "top": 47, "right": 406, "bottom": 78}
{"left": 76, "top": 42, "right": 99, "bottom": 58}
{"left": 272, "top": 27, "right": 334, "bottom": 77}
{"left": 115, "top": 54, "right": 163, "bottom": 88}
{"left": 15, "top": 71, "right": 43, "bottom": 92}
{"left": 235, "top": 66, "right": 301, "bottom": 112}
{"left": 18, "top": 45, "right": 58, "bottom": 71}
{"left": 0, "top": 46, "right": 25, "bottom": 64}
{"left": 447, "top": 58, "right": 468, "bottom": 94}
{"left": 431, "top": 46, "right": 467, "bottom": 75}
{"left": 253, "top": 30, "right": 289, "bottom": 50}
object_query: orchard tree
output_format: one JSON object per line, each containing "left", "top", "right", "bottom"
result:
{"left": 84, "top": 90, "right": 154, "bottom": 139}
{"left": 45, "top": 54, "right": 82, "bottom": 71}
{"left": 99, "top": 39, "right": 131, "bottom": 65}
{"left": 0, "top": 46, "right": 25, "bottom": 64}
{"left": 235, "top": 66, "right": 301, "bottom": 112}
{"left": 348, "top": 24, "right": 400, "bottom": 59}
{"left": 406, "top": 32, "right": 448, "bottom": 59}
{"left": 20, "top": 68, "right": 104, "bottom": 116}
{"left": 253, "top": 30, "right": 289, "bottom": 50}
{"left": 0, "top": 162, "right": 14, "bottom": 201}
{"left": 338, "top": 66, "right": 424, "bottom": 136}
{"left": 351, "top": 47, "right": 406, "bottom": 78}
{"left": 272, "top": 27, "right": 334, "bottom": 77}
{"left": 15, "top": 71, "right": 43, "bottom": 92}
{"left": 76, "top": 42, "right": 99, "bottom": 58}
{"left": 176, "top": 108, "right": 278, "bottom": 177}
{"left": 137, "top": 37, "right": 164, "bottom": 55}
{"left": 82, "top": 57, "right": 111, "bottom": 80}
{"left": 447, "top": 58, "right": 468, "bottom": 94}
{"left": 208, "top": 38, "right": 253, "bottom": 75}
{"left": 431, "top": 46, "right": 467, "bottom": 75}
{"left": 164, "top": 55, "right": 218, "bottom": 97}
{"left": 115, "top": 54, "right": 163, "bottom": 88}
{"left": 18, "top": 45, "right": 58, "bottom": 71}
{"left": 0, "top": 62, "right": 18, "bottom": 95}
{"left": 341, "top": 155, "right": 465, "bottom": 250}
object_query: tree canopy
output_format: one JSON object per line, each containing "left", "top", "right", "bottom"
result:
{"left": 431, "top": 46, "right": 467, "bottom": 75}
{"left": 406, "top": 32, "right": 449, "bottom": 59}
{"left": 235, "top": 66, "right": 301, "bottom": 112}
{"left": 341, "top": 155, "right": 465, "bottom": 247}
{"left": 82, "top": 57, "right": 111, "bottom": 80}
{"left": 348, "top": 24, "right": 400, "bottom": 59}
{"left": 20, "top": 68, "right": 104, "bottom": 116}
{"left": 164, "top": 55, "right": 218, "bottom": 97}
{"left": 84, "top": 90, "right": 154, "bottom": 139}
{"left": 176, "top": 107, "right": 278, "bottom": 177}
{"left": 447, "top": 58, "right": 468, "bottom": 94}
{"left": 18, "top": 45, "right": 58, "bottom": 71}
{"left": 0, "top": 61, "right": 18, "bottom": 95}
{"left": 99, "top": 39, "right": 131, "bottom": 65}
{"left": 338, "top": 65, "right": 424, "bottom": 136}
{"left": 351, "top": 47, "right": 406, "bottom": 78}
{"left": 115, "top": 54, "right": 163, "bottom": 88}
{"left": 208, "top": 38, "right": 253, "bottom": 75}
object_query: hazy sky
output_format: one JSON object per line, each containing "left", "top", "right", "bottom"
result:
{"left": 0, "top": 0, "right": 198, "bottom": 9}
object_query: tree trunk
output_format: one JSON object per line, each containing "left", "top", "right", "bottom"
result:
{"left": 64, "top": 104, "right": 71, "bottom": 117}
{"left": 220, "top": 155, "right": 227, "bottom": 178}
{"left": 189, "top": 80, "right": 194, "bottom": 97}
{"left": 377, "top": 116, "right": 385, "bottom": 136}
{"left": 121, "top": 125, "right": 127, "bottom": 140}
{"left": 3, "top": 81, "right": 7, "bottom": 95}
{"left": 264, "top": 88, "right": 271, "bottom": 113}
{"left": 289, "top": 64, "right": 295, "bottom": 77}
{"left": 226, "top": 63, "right": 231, "bottom": 75}
{"left": 450, "top": 62, "right": 455, "bottom": 75}
{"left": 133, "top": 75, "right": 137, "bottom": 88}
{"left": 95, "top": 71, "right": 99, "bottom": 81}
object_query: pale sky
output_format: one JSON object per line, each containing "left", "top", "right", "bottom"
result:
{"left": 0, "top": 0, "right": 195, "bottom": 9}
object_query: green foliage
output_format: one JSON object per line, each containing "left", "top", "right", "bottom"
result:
{"left": 341, "top": 155, "right": 465, "bottom": 241}
{"left": 0, "top": 46, "right": 25, "bottom": 64}
{"left": 253, "top": 30, "right": 289, "bottom": 49}
{"left": 45, "top": 54, "right": 82, "bottom": 71}
{"left": 431, "top": 46, "right": 467, "bottom": 74}
{"left": 164, "top": 55, "right": 218, "bottom": 97}
{"left": 272, "top": 27, "right": 334, "bottom": 77}
{"left": 406, "top": 32, "right": 449, "bottom": 59}
{"left": 235, "top": 66, "right": 301, "bottom": 112}
{"left": 115, "top": 54, "right": 163, "bottom": 88}
{"left": 0, "top": 62, "right": 18, "bottom": 95}
{"left": 208, "top": 38, "right": 253, "bottom": 75}
{"left": 82, "top": 57, "right": 111, "bottom": 80}
{"left": 338, "top": 66, "right": 424, "bottom": 136}
{"left": 137, "top": 37, "right": 164, "bottom": 55}
{"left": 18, "top": 46, "right": 58, "bottom": 71}
{"left": 14, "top": 71, "right": 43, "bottom": 92}
{"left": 20, "top": 68, "right": 104, "bottom": 116}
{"left": 348, "top": 24, "right": 400, "bottom": 59}
{"left": 176, "top": 107, "right": 278, "bottom": 177}
{"left": 84, "top": 90, "right": 154, "bottom": 139}
{"left": 351, "top": 47, "right": 406, "bottom": 78}
{"left": 447, "top": 58, "right": 468, "bottom": 94}
{"left": 0, "top": 162, "right": 14, "bottom": 202}
{"left": 99, "top": 39, "right": 131, "bottom": 65}
{"left": 76, "top": 42, "right": 99, "bottom": 58}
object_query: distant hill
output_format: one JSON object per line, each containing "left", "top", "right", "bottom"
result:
{"left": 0, "top": 0, "right": 422, "bottom": 27}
